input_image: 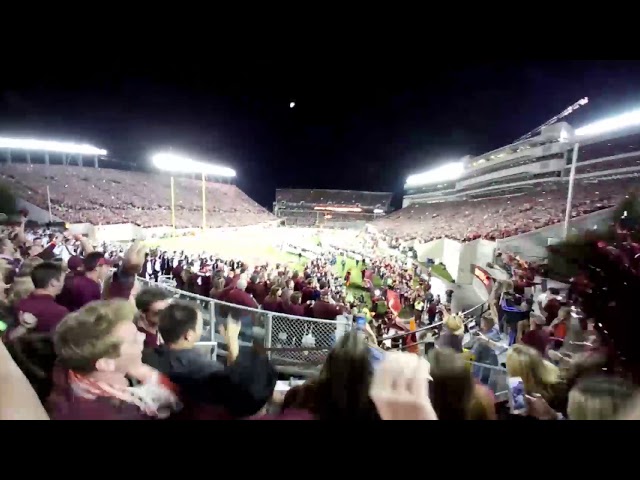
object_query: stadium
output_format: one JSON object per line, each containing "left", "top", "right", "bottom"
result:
{"left": 3, "top": 100, "right": 640, "bottom": 420}
{"left": 2, "top": 105, "right": 640, "bottom": 314}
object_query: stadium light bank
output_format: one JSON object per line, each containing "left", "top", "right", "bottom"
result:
{"left": 405, "top": 161, "right": 465, "bottom": 188}
{"left": 561, "top": 106, "right": 640, "bottom": 238}
{"left": 151, "top": 152, "right": 236, "bottom": 232}
{"left": 0, "top": 137, "right": 107, "bottom": 155}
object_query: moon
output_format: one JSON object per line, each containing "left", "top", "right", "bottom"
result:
{"left": 289, "top": 102, "right": 295, "bottom": 108}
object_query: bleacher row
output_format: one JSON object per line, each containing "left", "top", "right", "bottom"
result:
{"left": 276, "top": 188, "right": 392, "bottom": 209}
{"left": 2, "top": 154, "right": 639, "bottom": 241}
{"left": 0, "top": 165, "right": 275, "bottom": 228}
{"left": 375, "top": 176, "right": 640, "bottom": 242}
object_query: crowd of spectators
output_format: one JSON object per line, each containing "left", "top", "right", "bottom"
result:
{"left": 1, "top": 210, "right": 640, "bottom": 421}
{"left": 275, "top": 189, "right": 392, "bottom": 210}
{"left": 374, "top": 176, "right": 640, "bottom": 243}
{"left": 0, "top": 164, "right": 275, "bottom": 228}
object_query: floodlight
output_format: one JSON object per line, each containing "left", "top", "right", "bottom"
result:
{"left": 151, "top": 152, "right": 236, "bottom": 177}
{"left": 0, "top": 137, "right": 107, "bottom": 155}
{"left": 405, "top": 161, "right": 465, "bottom": 187}
{"left": 575, "top": 108, "right": 640, "bottom": 137}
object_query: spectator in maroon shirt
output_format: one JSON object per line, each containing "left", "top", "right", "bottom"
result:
{"left": 10, "top": 262, "right": 68, "bottom": 339}
{"left": 292, "top": 271, "right": 304, "bottom": 292}
{"left": 543, "top": 288, "right": 562, "bottom": 324}
{"left": 521, "top": 313, "right": 551, "bottom": 356}
{"left": 48, "top": 300, "right": 179, "bottom": 420}
{"left": 282, "top": 291, "right": 307, "bottom": 317}
{"left": 262, "top": 286, "right": 283, "bottom": 313}
{"left": 224, "top": 270, "right": 236, "bottom": 288}
{"left": 172, "top": 260, "right": 185, "bottom": 290}
{"left": 246, "top": 274, "right": 267, "bottom": 305}
{"left": 311, "top": 290, "right": 343, "bottom": 320}
{"left": 301, "top": 278, "right": 318, "bottom": 304}
{"left": 66, "top": 252, "right": 114, "bottom": 311}
{"left": 56, "top": 256, "right": 84, "bottom": 310}
{"left": 135, "top": 287, "right": 172, "bottom": 349}
{"left": 225, "top": 278, "right": 259, "bottom": 309}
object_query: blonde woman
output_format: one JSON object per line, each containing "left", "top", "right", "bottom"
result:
{"left": 506, "top": 344, "right": 563, "bottom": 410}
{"left": 8, "top": 276, "right": 35, "bottom": 306}
{"left": 437, "top": 311, "right": 464, "bottom": 353}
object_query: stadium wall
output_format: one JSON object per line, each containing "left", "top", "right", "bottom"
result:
{"left": 17, "top": 198, "right": 62, "bottom": 223}
{"left": 414, "top": 238, "right": 445, "bottom": 261}
{"left": 442, "top": 239, "right": 461, "bottom": 283}
{"left": 471, "top": 265, "right": 494, "bottom": 303}
{"left": 415, "top": 238, "right": 497, "bottom": 284}
{"left": 69, "top": 220, "right": 283, "bottom": 243}
{"left": 456, "top": 239, "right": 497, "bottom": 285}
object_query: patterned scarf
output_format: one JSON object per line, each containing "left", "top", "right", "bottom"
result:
{"left": 68, "top": 369, "right": 181, "bottom": 419}
{"left": 136, "top": 315, "right": 164, "bottom": 346}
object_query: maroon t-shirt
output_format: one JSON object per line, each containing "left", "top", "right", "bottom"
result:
{"left": 15, "top": 292, "right": 69, "bottom": 333}
{"left": 225, "top": 288, "right": 259, "bottom": 309}
{"left": 68, "top": 274, "right": 101, "bottom": 311}
{"left": 301, "top": 287, "right": 317, "bottom": 304}
{"left": 311, "top": 300, "right": 342, "bottom": 320}
{"left": 136, "top": 323, "right": 160, "bottom": 349}
{"left": 282, "top": 302, "right": 306, "bottom": 317}
{"left": 48, "top": 386, "right": 152, "bottom": 420}
{"left": 521, "top": 329, "right": 550, "bottom": 356}
{"left": 543, "top": 298, "right": 562, "bottom": 324}
{"left": 262, "top": 297, "right": 283, "bottom": 313}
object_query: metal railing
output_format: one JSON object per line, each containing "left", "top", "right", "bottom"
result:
{"left": 140, "top": 277, "right": 509, "bottom": 402}
{"left": 380, "top": 301, "right": 488, "bottom": 348}
{"left": 468, "top": 361, "right": 509, "bottom": 402}
{"left": 137, "top": 277, "right": 352, "bottom": 376}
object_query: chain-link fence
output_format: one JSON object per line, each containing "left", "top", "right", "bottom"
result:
{"left": 137, "top": 277, "right": 351, "bottom": 374}
{"left": 268, "top": 313, "right": 350, "bottom": 367}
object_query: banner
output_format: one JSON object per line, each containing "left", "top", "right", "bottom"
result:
{"left": 386, "top": 289, "right": 402, "bottom": 315}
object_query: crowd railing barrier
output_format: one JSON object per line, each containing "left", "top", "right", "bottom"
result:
{"left": 467, "top": 360, "right": 509, "bottom": 403}
{"left": 137, "top": 277, "right": 352, "bottom": 376}
{"left": 140, "top": 277, "right": 508, "bottom": 399}
{"left": 380, "top": 301, "right": 488, "bottom": 346}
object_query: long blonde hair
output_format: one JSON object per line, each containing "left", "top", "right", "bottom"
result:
{"left": 8, "top": 276, "right": 35, "bottom": 305}
{"left": 506, "top": 344, "right": 560, "bottom": 400}
{"left": 444, "top": 313, "right": 464, "bottom": 336}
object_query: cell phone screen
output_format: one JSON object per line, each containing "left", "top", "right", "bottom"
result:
{"left": 369, "top": 345, "right": 385, "bottom": 368}
{"left": 508, "top": 376, "right": 527, "bottom": 414}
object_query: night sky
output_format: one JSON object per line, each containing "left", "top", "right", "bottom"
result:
{"left": 2, "top": 59, "right": 640, "bottom": 210}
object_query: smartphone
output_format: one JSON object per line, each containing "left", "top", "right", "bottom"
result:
{"left": 369, "top": 345, "right": 385, "bottom": 368}
{"left": 508, "top": 376, "right": 527, "bottom": 415}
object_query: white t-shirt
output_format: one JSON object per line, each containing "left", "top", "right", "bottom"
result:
{"left": 537, "top": 292, "right": 549, "bottom": 309}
